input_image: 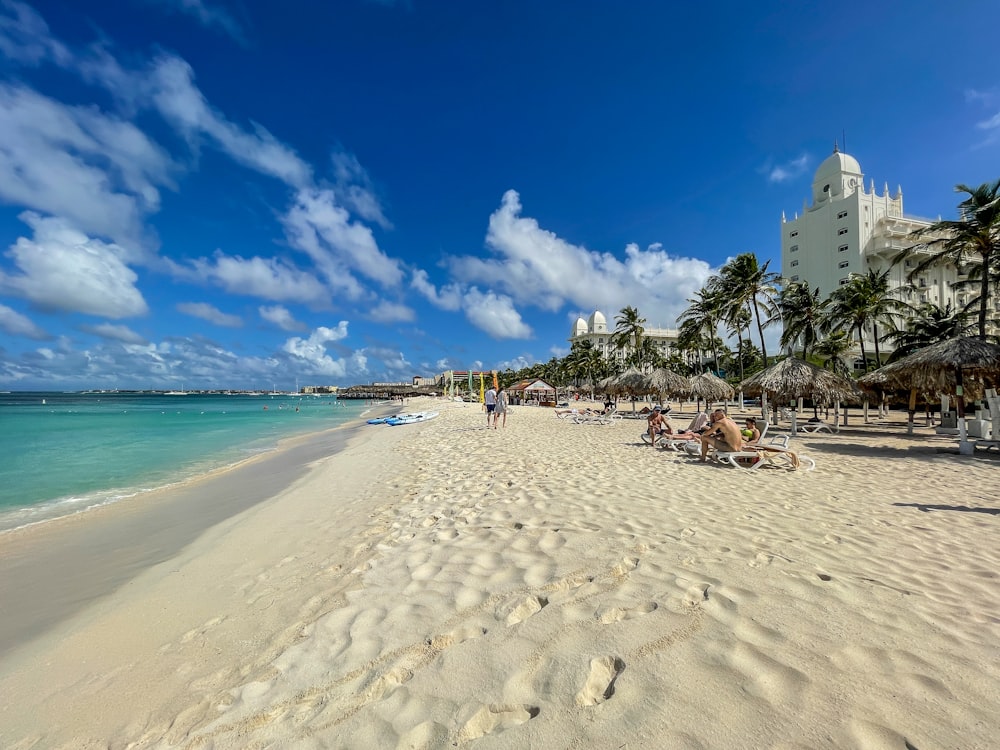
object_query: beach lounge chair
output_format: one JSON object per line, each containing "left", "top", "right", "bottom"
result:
{"left": 713, "top": 435, "right": 813, "bottom": 471}
{"left": 679, "top": 420, "right": 774, "bottom": 455}
{"left": 798, "top": 421, "right": 834, "bottom": 433}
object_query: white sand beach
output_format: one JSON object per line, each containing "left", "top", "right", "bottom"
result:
{"left": 1, "top": 398, "right": 999, "bottom": 749}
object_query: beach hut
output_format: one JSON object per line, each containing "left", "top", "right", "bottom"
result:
{"left": 646, "top": 367, "right": 690, "bottom": 408}
{"left": 858, "top": 337, "right": 1000, "bottom": 452}
{"left": 740, "top": 357, "right": 861, "bottom": 435}
{"left": 508, "top": 379, "right": 557, "bottom": 407}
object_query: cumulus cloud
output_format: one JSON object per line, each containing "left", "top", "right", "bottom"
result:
{"left": 766, "top": 154, "right": 810, "bottom": 183}
{"left": 368, "top": 300, "right": 415, "bottom": 323}
{"left": 411, "top": 269, "right": 462, "bottom": 311}
{"left": 0, "top": 213, "right": 148, "bottom": 318}
{"left": 177, "top": 301, "right": 243, "bottom": 327}
{"left": 283, "top": 188, "right": 403, "bottom": 295}
{"left": 450, "top": 190, "right": 714, "bottom": 330}
{"left": 259, "top": 304, "right": 306, "bottom": 331}
{"left": 169, "top": 252, "right": 329, "bottom": 304}
{"left": 281, "top": 323, "right": 357, "bottom": 377}
{"left": 0, "top": 303, "right": 49, "bottom": 339}
{"left": 0, "top": 83, "right": 175, "bottom": 251}
{"left": 462, "top": 287, "right": 532, "bottom": 339}
{"left": 80, "top": 322, "right": 148, "bottom": 344}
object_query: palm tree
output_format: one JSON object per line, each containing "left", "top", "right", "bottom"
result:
{"left": 882, "top": 302, "right": 976, "bottom": 361}
{"left": 718, "top": 253, "right": 779, "bottom": 365}
{"left": 813, "top": 330, "right": 854, "bottom": 377}
{"left": 906, "top": 179, "right": 1000, "bottom": 340}
{"left": 825, "top": 268, "right": 909, "bottom": 370}
{"left": 612, "top": 306, "right": 647, "bottom": 368}
{"left": 775, "top": 280, "right": 826, "bottom": 359}
{"left": 678, "top": 285, "right": 724, "bottom": 373}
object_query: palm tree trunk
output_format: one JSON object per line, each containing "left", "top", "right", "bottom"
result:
{"left": 752, "top": 302, "right": 768, "bottom": 364}
{"left": 857, "top": 324, "right": 868, "bottom": 372}
{"left": 978, "top": 264, "right": 990, "bottom": 340}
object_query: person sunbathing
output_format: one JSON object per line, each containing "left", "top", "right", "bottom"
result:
{"left": 697, "top": 409, "right": 743, "bottom": 462}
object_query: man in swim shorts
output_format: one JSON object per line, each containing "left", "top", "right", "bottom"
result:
{"left": 484, "top": 384, "right": 497, "bottom": 426}
{"left": 698, "top": 409, "right": 743, "bottom": 462}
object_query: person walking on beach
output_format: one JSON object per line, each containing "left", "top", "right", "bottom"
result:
{"left": 484, "top": 384, "right": 497, "bottom": 427}
{"left": 698, "top": 408, "right": 742, "bottom": 462}
{"left": 493, "top": 386, "right": 508, "bottom": 428}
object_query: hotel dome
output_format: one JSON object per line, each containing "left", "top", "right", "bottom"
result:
{"left": 587, "top": 310, "right": 607, "bottom": 333}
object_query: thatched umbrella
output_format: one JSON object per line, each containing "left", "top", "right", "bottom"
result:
{"left": 688, "top": 372, "right": 735, "bottom": 411}
{"left": 858, "top": 337, "right": 1000, "bottom": 451}
{"left": 740, "top": 357, "right": 861, "bottom": 434}
{"left": 646, "top": 367, "right": 690, "bottom": 408}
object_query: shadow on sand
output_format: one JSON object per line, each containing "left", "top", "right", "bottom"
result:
{"left": 893, "top": 502, "right": 1000, "bottom": 516}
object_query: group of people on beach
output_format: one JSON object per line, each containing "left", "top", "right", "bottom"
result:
{"left": 647, "top": 406, "right": 766, "bottom": 461}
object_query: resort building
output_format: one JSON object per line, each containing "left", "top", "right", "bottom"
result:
{"left": 568, "top": 310, "right": 680, "bottom": 361}
{"left": 780, "top": 146, "right": 980, "bottom": 359}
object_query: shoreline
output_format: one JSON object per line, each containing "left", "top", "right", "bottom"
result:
{"left": 0, "top": 404, "right": 398, "bottom": 657}
{"left": 1, "top": 398, "right": 998, "bottom": 748}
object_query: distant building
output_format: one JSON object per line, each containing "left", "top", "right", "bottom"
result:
{"left": 779, "top": 146, "right": 988, "bottom": 361}
{"left": 568, "top": 310, "right": 679, "bottom": 361}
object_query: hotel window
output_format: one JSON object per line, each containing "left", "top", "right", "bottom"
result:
{"left": 837, "top": 211, "right": 848, "bottom": 219}
{"left": 789, "top": 230, "right": 798, "bottom": 238}
{"left": 790, "top": 259, "right": 799, "bottom": 267}
{"left": 839, "top": 261, "right": 849, "bottom": 269}
{"left": 790, "top": 275, "right": 799, "bottom": 281}
{"left": 789, "top": 244, "right": 798, "bottom": 252}
{"left": 919, "top": 278, "right": 927, "bottom": 287}
{"left": 839, "top": 278, "right": 849, "bottom": 285}
{"left": 904, "top": 259, "right": 912, "bottom": 268}
{"left": 838, "top": 227, "right": 848, "bottom": 235}
{"left": 838, "top": 244, "right": 848, "bottom": 252}
{"left": 921, "top": 293, "right": 927, "bottom": 302}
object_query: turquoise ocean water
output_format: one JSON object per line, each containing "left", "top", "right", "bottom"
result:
{"left": 0, "top": 392, "right": 372, "bottom": 532}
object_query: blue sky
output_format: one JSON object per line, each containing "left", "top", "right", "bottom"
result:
{"left": 1, "top": 0, "right": 998, "bottom": 391}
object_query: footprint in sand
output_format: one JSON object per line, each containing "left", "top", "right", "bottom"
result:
{"left": 457, "top": 704, "right": 540, "bottom": 741}
{"left": 683, "top": 583, "right": 711, "bottom": 606}
{"left": 575, "top": 655, "right": 626, "bottom": 706}
{"left": 597, "top": 601, "right": 658, "bottom": 624}
{"left": 498, "top": 594, "right": 548, "bottom": 626}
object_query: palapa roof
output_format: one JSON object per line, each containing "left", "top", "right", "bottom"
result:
{"left": 858, "top": 337, "right": 1000, "bottom": 397}
{"left": 647, "top": 367, "right": 690, "bottom": 396}
{"left": 740, "top": 357, "right": 861, "bottom": 403}
{"left": 688, "top": 371, "right": 735, "bottom": 401}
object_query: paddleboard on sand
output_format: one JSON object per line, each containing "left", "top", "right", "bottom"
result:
{"left": 367, "top": 414, "right": 407, "bottom": 424}
{"left": 386, "top": 411, "right": 439, "bottom": 426}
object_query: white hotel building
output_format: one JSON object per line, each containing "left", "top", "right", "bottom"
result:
{"left": 780, "top": 146, "right": 967, "bottom": 318}
{"left": 568, "top": 310, "right": 679, "bottom": 361}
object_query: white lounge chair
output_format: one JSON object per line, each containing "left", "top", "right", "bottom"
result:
{"left": 798, "top": 421, "right": 834, "bottom": 433}
{"left": 679, "top": 420, "right": 774, "bottom": 455}
{"left": 713, "top": 435, "right": 813, "bottom": 471}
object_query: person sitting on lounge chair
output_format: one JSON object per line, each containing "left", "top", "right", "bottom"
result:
{"left": 741, "top": 417, "right": 761, "bottom": 445}
{"left": 646, "top": 406, "right": 672, "bottom": 447}
{"left": 662, "top": 411, "right": 710, "bottom": 444}
{"left": 697, "top": 409, "right": 743, "bottom": 462}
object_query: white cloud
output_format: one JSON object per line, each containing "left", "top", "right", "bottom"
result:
{"left": 0, "top": 302, "right": 49, "bottom": 339}
{"left": 368, "top": 300, "right": 415, "bottom": 323}
{"left": 0, "top": 83, "right": 175, "bottom": 251}
{"left": 462, "top": 287, "right": 532, "bottom": 339}
{"left": 80, "top": 322, "right": 147, "bottom": 344}
{"left": 411, "top": 269, "right": 462, "bottom": 311}
{"left": 330, "top": 151, "right": 391, "bottom": 229}
{"left": 281, "top": 324, "right": 357, "bottom": 377}
{"left": 453, "top": 190, "right": 714, "bottom": 330}
{"left": 177, "top": 302, "right": 243, "bottom": 327}
{"left": 0, "top": 1, "right": 71, "bottom": 65}
{"left": 259, "top": 304, "right": 306, "bottom": 331}
{"left": 767, "top": 154, "right": 810, "bottom": 183}
{"left": 151, "top": 0, "right": 247, "bottom": 43}
{"left": 146, "top": 56, "right": 313, "bottom": 188}
{"left": 170, "top": 252, "right": 329, "bottom": 304}
{"left": 0, "top": 213, "right": 148, "bottom": 318}
{"left": 283, "top": 188, "right": 403, "bottom": 294}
